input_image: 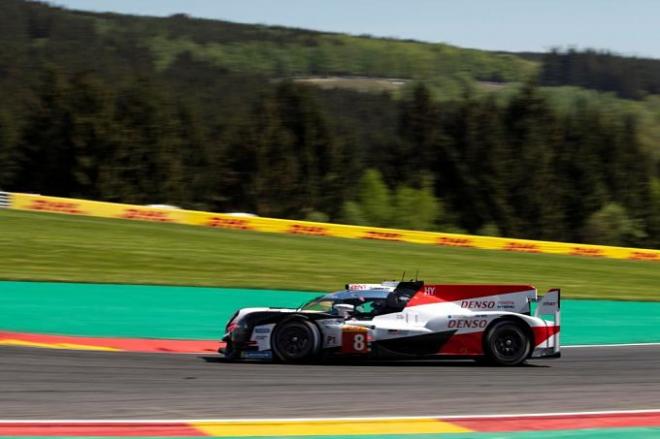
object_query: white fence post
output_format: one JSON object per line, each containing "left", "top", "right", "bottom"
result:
{"left": 0, "top": 191, "right": 9, "bottom": 208}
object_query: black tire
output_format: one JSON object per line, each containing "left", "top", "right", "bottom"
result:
{"left": 271, "top": 319, "right": 321, "bottom": 363}
{"left": 220, "top": 341, "right": 240, "bottom": 362}
{"left": 484, "top": 320, "right": 531, "bottom": 366}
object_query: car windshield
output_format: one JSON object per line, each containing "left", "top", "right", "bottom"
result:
{"left": 299, "top": 296, "right": 335, "bottom": 312}
{"left": 298, "top": 290, "right": 391, "bottom": 318}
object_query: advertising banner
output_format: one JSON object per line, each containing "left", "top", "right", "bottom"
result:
{"left": 8, "top": 192, "right": 659, "bottom": 262}
{"left": 10, "top": 193, "right": 190, "bottom": 224}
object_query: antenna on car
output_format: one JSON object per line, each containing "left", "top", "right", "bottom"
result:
{"left": 400, "top": 271, "right": 406, "bottom": 281}
{"left": 415, "top": 269, "right": 419, "bottom": 281}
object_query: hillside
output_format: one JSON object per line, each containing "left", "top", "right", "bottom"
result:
{"left": 0, "top": 0, "right": 659, "bottom": 249}
{"left": 0, "top": 0, "right": 537, "bottom": 83}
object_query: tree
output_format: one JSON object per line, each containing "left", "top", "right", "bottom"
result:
{"left": 504, "top": 82, "right": 566, "bottom": 240}
{"left": 0, "top": 109, "right": 20, "bottom": 189}
{"left": 340, "top": 201, "right": 368, "bottom": 226}
{"left": 397, "top": 83, "right": 437, "bottom": 185}
{"left": 105, "top": 78, "right": 184, "bottom": 205}
{"left": 582, "top": 203, "right": 646, "bottom": 246}
{"left": 647, "top": 178, "right": 660, "bottom": 248}
{"left": 391, "top": 181, "right": 442, "bottom": 231}
{"left": 356, "top": 169, "right": 392, "bottom": 227}
{"left": 65, "top": 72, "right": 117, "bottom": 199}
{"left": 17, "top": 67, "right": 75, "bottom": 196}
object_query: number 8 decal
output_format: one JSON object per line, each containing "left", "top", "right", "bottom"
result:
{"left": 353, "top": 333, "right": 365, "bottom": 351}
{"left": 342, "top": 328, "right": 369, "bottom": 353}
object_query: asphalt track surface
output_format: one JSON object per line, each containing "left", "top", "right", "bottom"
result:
{"left": 1, "top": 345, "right": 659, "bottom": 419}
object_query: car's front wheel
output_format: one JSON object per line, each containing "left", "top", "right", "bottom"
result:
{"left": 220, "top": 340, "right": 240, "bottom": 362}
{"left": 484, "top": 320, "right": 531, "bottom": 366}
{"left": 271, "top": 319, "right": 321, "bottom": 363}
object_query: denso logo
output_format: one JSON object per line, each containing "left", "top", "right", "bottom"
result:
{"left": 448, "top": 319, "right": 488, "bottom": 329}
{"left": 207, "top": 217, "right": 252, "bottom": 230}
{"left": 288, "top": 224, "right": 328, "bottom": 236}
{"left": 29, "top": 199, "right": 83, "bottom": 214}
{"left": 461, "top": 300, "right": 496, "bottom": 309}
{"left": 121, "top": 208, "right": 171, "bottom": 222}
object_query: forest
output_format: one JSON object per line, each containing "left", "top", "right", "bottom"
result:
{"left": 1, "top": 0, "right": 659, "bottom": 248}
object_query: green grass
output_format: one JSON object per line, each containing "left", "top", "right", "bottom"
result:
{"left": 1, "top": 209, "right": 658, "bottom": 301}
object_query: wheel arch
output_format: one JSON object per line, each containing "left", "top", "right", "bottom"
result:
{"left": 271, "top": 314, "right": 323, "bottom": 362}
{"left": 483, "top": 315, "right": 535, "bottom": 358}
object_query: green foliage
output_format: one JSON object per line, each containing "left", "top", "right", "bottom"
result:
{"left": 392, "top": 184, "right": 442, "bottom": 231}
{"left": 304, "top": 210, "right": 329, "bottom": 223}
{"left": 144, "top": 33, "right": 538, "bottom": 82}
{"left": 340, "top": 201, "right": 368, "bottom": 226}
{"left": 583, "top": 203, "right": 647, "bottom": 246}
{"left": 540, "top": 48, "right": 660, "bottom": 100}
{"left": 645, "top": 179, "right": 660, "bottom": 248}
{"left": 0, "top": 0, "right": 658, "bottom": 248}
{"left": 477, "top": 223, "right": 501, "bottom": 237}
{"left": 342, "top": 169, "right": 444, "bottom": 231}
{"left": 0, "top": 109, "right": 20, "bottom": 189}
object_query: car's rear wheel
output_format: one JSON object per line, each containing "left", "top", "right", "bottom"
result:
{"left": 484, "top": 320, "right": 531, "bottom": 366}
{"left": 271, "top": 319, "right": 321, "bottom": 363}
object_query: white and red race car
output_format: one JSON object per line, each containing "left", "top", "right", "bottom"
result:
{"left": 220, "top": 281, "right": 560, "bottom": 366}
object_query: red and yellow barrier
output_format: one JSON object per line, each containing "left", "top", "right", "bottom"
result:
{"left": 7, "top": 192, "right": 660, "bottom": 262}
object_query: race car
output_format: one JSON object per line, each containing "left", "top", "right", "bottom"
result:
{"left": 219, "top": 281, "right": 560, "bottom": 366}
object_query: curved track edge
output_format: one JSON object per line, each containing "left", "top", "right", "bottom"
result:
{"left": 0, "top": 330, "right": 218, "bottom": 354}
{"left": 1, "top": 410, "right": 659, "bottom": 436}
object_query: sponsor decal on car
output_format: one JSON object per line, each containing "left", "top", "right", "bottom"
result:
{"left": 241, "top": 350, "right": 273, "bottom": 360}
{"left": 423, "top": 286, "right": 436, "bottom": 295}
{"left": 254, "top": 327, "right": 271, "bottom": 334}
{"left": 448, "top": 319, "right": 488, "bottom": 329}
{"left": 497, "top": 300, "right": 516, "bottom": 310}
{"left": 341, "top": 326, "right": 370, "bottom": 354}
{"left": 461, "top": 300, "right": 496, "bottom": 309}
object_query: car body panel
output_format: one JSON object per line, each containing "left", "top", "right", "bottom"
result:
{"left": 220, "top": 281, "right": 560, "bottom": 363}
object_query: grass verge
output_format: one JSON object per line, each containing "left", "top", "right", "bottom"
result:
{"left": 0, "top": 209, "right": 658, "bottom": 300}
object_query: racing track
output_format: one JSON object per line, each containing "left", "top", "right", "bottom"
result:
{"left": 1, "top": 344, "right": 659, "bottom": 419}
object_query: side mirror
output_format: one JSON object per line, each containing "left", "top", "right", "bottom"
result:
{"left": 333, "top": 303, "right": 355, "bottom": 318}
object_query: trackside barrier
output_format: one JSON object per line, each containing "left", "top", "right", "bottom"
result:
{"left": 7, "top": 192, "right": 660, "bottom": 262}
{"left": 0, "top": 191, "right": 9, "bottom": 208}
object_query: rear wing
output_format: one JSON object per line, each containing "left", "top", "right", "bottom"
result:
{"left": 420, "top": 284, "right": 538, "bottom": 314}
{"left": 534, "top": 289, "right": 561, "bottom": 353}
